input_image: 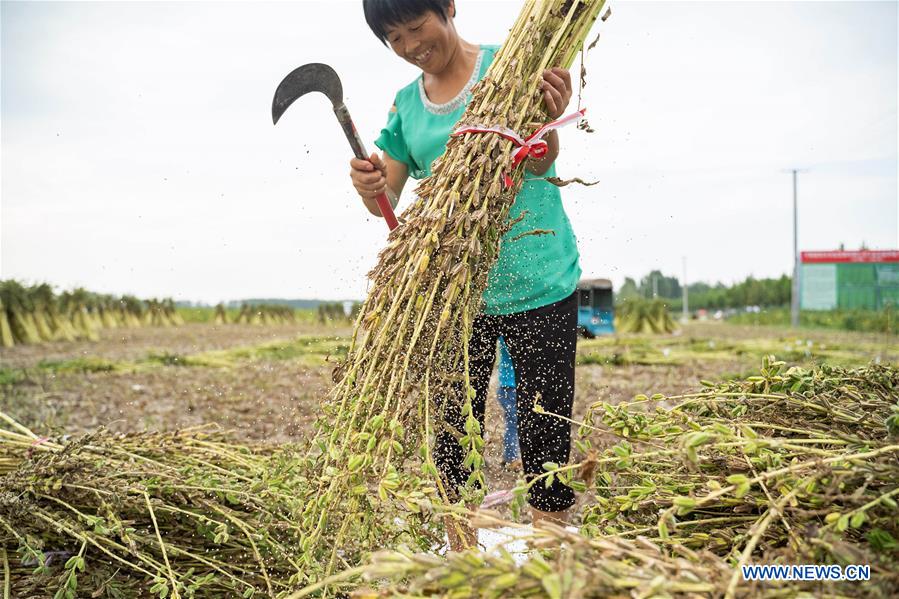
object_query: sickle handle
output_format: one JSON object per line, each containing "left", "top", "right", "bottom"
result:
{"left": 334, "top": 104, "right": 399, "bottom": 231}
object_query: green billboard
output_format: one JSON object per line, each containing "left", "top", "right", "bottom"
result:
{"left": 800, "top": 251, "right": 899, "bottom": 311}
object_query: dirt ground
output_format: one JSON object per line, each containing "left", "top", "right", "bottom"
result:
{"left": 3, "top": 320, "right": 893, "bottom": 498}
{"left": 1, "top": 322, "right": 351, "bottom": 441}
{"left": 0, "top": 321, "right": 352, "bottom": 369}
{"left": 2, "top": 317, "right": 894, "bottom": 532}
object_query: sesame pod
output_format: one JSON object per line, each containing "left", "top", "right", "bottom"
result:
{"left": 417, "top": 253, "right": 430, "bottom": 273}
{"left": 489, "top": 572, "right": 520, "bottom": 591}
{"left": 438, "top": 571, "right": 469, "bottom": 588}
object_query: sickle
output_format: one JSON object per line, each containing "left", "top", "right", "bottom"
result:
{"left": 272, "top": 63, "right": 399, "bottom": 231}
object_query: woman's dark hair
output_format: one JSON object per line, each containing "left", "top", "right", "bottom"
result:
{"left": 363, "top": 0, "right": 453, "bottom": 45}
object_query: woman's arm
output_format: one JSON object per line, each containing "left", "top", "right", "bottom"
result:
{"left": 350, "top": 152, "right": 410, "bottom": 218}
{"left": 525, "top": 68, "right": 572, "bottom": 177}
{"left": 526, "top": 130, "right": 559, "bottom": 177}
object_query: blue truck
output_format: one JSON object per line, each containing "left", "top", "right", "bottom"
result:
{"left": 577, "top": 278, "right": 615, "bottom": 338}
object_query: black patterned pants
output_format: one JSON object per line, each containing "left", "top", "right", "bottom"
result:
{"left": 434, "top": 291, "right": 578, "bottom": 512}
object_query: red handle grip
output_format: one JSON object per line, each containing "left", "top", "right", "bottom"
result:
{"left": 376, "top": 193, "right": 398, "bottom": 230}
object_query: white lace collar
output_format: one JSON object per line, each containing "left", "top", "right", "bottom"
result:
{"left": 418, "top": 48, "right": 485, "bottom": 116}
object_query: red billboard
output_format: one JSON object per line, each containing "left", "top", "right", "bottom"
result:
{"left": 800, "top": 250, "right": 899, "bottom": 264}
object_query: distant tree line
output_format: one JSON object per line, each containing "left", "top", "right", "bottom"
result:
{"left": 617, "top": 270, "right": 792, "bottom": 310}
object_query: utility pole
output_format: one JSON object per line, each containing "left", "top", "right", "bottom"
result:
{"left": 682, "top": 256, "right": 688, "bottom": 322}
{"left": 652, "top": 274, "right": 658, "bottom": 299}
{"left": 791, "top": 169, "right": 800, "bottom": 328}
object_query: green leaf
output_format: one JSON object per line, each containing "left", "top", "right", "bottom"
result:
{"left": 866, "top": 528, "right": 898, "bottom": 552}
{"left": 347, "top": 455, "right": 365, "bottom": 472}
{"left": 612, "top": 444, "right": 630, "bottom": 457}
{"left": 850, "top": 512, "right": 866, "bottom": 528}
{"left": 462, "top": 449, "right": 480, "bottom": 470}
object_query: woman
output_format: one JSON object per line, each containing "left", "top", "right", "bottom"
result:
{"left": 351, "top": 0, "right": 581, "bottom": 550}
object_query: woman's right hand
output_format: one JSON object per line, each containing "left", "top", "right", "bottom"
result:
{"left": 349, "top": 152, "right": 389, "bottom": 201}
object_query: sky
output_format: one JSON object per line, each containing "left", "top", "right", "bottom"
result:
{"left": 2, "top": 0, "right": 897, "bottom": 304}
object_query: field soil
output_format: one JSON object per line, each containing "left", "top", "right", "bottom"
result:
{"left": 2, "top": 319, "right": 895, "bottom": 502}
{"left": 0, "top": 321, "right": 348, "bottom": 369}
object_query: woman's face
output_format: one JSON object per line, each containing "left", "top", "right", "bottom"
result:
{"left": 384, "top": 6, "right": 457, "bottom": 74}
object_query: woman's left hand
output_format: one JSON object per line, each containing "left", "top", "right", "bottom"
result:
{"left": 540, "top": 68, "right": 573, "bottom": 119}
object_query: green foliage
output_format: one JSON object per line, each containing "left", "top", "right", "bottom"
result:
{"left": 223, "top": 336, "right": 349, "bottom": 364}
{"left": 176, "top": 306, "right": 241, "bottom": 324}
{"left": 729, "top": 306, "right": 897, "bottom": 334}
{"left": 617, "top": 272, "right": 792, "bottom": 310}
{"left": 0, "top": 335, "right": 347, "bottom": 386}
{"left": 36, "top": 357, "right": 119, "bottom": 374}
{"left": 145, "top": 352, "right": 197, "bottom": 367}
{"left": 639, "top": 270, "right": 682, "bottom": 299}
{"left": 0, "top": 367, "right": 25, "bottom": 386}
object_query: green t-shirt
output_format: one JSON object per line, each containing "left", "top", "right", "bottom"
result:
{"left": 375, "top": 44, "right": 581, "bottom": 316}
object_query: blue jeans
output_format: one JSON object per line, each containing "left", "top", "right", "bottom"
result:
{"left": 496, "top": 386, "right": 519, "bottom": 462}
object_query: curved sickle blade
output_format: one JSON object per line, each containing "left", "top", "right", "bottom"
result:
{"left": 272, "top": 63, "right": 343, "bottom": 125}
